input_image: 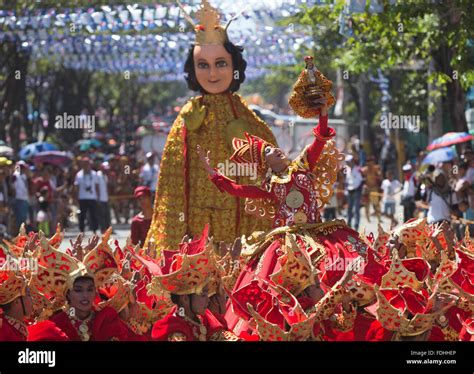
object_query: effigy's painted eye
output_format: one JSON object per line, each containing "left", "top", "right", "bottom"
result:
{"left": 265, "top": 147, "right": 272, "bottom": 155}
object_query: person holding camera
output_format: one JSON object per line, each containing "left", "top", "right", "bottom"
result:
{"left": 74, "top": 157, "right": 100, "bottom": 234}
{"left": 419, "top": 168, "right": 458, "bottom": 225}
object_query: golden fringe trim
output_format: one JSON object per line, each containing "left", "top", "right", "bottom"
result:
{"left": 241, "top": 219, "right": 348, "bottom": 259}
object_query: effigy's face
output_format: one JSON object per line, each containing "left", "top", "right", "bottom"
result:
{"left": 193, "top": 44, "right": 234, "bottom": 94}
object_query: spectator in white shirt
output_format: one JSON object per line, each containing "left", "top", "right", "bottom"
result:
{"left": 426, "top": 169, "right": 457, "bottom": 224}
{"left": 139, "top": 152, "right": 160, "bottom": 195}
{"left": 74, "top": 157, "right": 100, "bottom": 234}
{"left": 12, "top": 161, "right": 31, "bottom": 232}
{"left": 381, "top": 170, "right": 402, "bottom": 228}
{"left": 345, "top": 155, "right": 363, "bottom": 231}
{"left": 97, "top": 162, "right": 112, "bottom": 233}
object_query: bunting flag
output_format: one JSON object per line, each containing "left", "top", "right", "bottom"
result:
{"left": 0, "top": 1, "right": 387, "bottom": 80}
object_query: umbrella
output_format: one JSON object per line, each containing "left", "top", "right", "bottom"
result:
{"left": 19, "top": 142, "right": 58, "bottom": 160}
{"left": 427, "top": 132, "right": 474, "bottom": 151}
{"left": 422, "top": 147, "right": 457, "bottom": 165}
{"left": 76, "top": 139, "right": 102, "bottom": 151}
{"left": 0, "top": 145, "right": 14, "bottom": 157}
{"left": 32, "top": 151, "right": 72, "bottom": 167}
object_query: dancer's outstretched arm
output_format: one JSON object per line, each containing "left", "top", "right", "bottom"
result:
{"left": 197, "top": 145, "right": 273, "bottom": 200}
{"left": 307, "top": 103, "right": 336, "bottom": 170}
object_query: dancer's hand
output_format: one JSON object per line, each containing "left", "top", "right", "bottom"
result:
{"left": 230, "top": 237, "right": 242, "bottom": 260}
{"left": 183, "top": 98, "right": 206, "bottom": 131}
{"left": 197, "top": 145, "right": 216, "bottom": 176}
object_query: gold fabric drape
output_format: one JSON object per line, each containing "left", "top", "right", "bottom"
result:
{"left": 145, "top": 92, "right": 277, "bottom": 253}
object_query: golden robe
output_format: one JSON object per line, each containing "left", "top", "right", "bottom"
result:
{"left": 145, "top": 92, "right": 277, "bottom": 252}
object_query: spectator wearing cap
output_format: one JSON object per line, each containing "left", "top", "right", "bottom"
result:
{"left": 139, "top": 152, "right": 160, "bottom": 198}
{"left": 400, "top": 163, "right": 417, "bottom": 221}
{"left": 130, "top": 186, "right": 153, "bottom": 247}
{"left": 97, "top": 162, "right": 111, "bottom": 233}
{"left": 12, "top": 161, "right": 31, "bottom": 232}
{"left": 345, "top": 154, "right": 363, "bottom": 231}
{"left": 74, "top": 157, "right": 100, "bottom": 234}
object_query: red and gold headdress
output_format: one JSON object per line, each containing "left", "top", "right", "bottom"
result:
{"left": 392, "top": 218, "right": 429, "bottom": 257}
{"left": 129, "top": 278, "right": 173, "bottom": 335}
{"left": 0, "top": 268, "right": 28, "bottom": 305}
{"left": 0, "top": 242, "right": 32, "bottom": 306}
{"left": 33, "top": 230, "right": 118, "bottom": 296}
{"left": 270, "top": 233, "right": 320, "bottom": 296}
{"left": 232, "top": 280, "right": 316, "bottom": 341}
{"left": 449, "top": 249, "right": 474, "bottom": 300}
{"left": 2, "top": 224, "right": 63, "bottom": 258}
{"left": 148, "top": 224, "right": 219, "bottom": 295}
{"left": 373, "top": 224, "right": 390, "bottom": 258}
{"left": 96, "top": 274, "right": 133, "bottom": 313}
{"left": 230, "top": 132, "right": 271, "bottom": 175}
{"left": 381, "top": 250, "right": 429, "bottom": 291}
{"left": 374, "top": 285, "right": 441, "bottom": 337}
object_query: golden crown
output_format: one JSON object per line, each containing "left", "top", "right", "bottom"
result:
{"left": 270, "top": 233, "right": 320, "bottom": 296}
{"left": 178, "top": 0, "right": 243, "bottom": 45}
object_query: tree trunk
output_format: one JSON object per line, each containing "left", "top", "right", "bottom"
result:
{"left": 427, "top": 58, "right": 444, "bottom": 142}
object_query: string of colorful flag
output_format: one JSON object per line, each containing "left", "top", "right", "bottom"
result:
{"left": 0, "top": 1, "right": 394, "bottom": 79}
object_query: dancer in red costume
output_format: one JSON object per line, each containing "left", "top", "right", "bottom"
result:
{"left": 0, "top": 267, "right": 33, "bottom": 341}
{"left": 197, "top": 74, "right": 369, "bottom": 334}
{"left": 29, "top": 231, "right": 129, "bottom": 341}
{"left": 149, "top": 225, "right": 239, "bottom": 341}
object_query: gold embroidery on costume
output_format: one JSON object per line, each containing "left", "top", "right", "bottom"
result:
{"left": 145, "top": 93, "right": 276, "bottom": 253}
{"left": 168, "top": 332, "right": 188, "bottom": 342}
{"left": 209, "top": 330, "right": 241, "bottom": 341}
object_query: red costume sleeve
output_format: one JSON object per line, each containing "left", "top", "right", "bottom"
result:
{"left": 0, "top": 316, "right": 26, "bottom": 341}
{"left": 307, "top": 115, "right": 336, "bottom": 171}
{"left": 91, "top": 306, "right": 129, "bottom": 341}
{"left": 210, "top": 173, "right": 274, "bottom": 200}
{"left": 27, "top": 320, "right": 69, "bottom": 341}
